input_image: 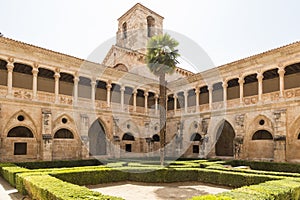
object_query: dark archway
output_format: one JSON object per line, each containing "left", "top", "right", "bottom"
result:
{"left": 252, "top": 130, "right": 273, "bottom": 140}
{"left": 190, "top": 133, "right": 202, "bottom": 141}
{"left": 88, "top": 120, "right": 107, "bottom": 155}
{"left": 54, "top": 128, "right": 74, "bottom": 139}
{"left": 122, "top": 133, "right": 135, "bottom": 141}
{"left": 215, "top": 120, "right": 235, "bottom": 156}
{"left": 7, "top": 126, "right": 34, "bottom": 137}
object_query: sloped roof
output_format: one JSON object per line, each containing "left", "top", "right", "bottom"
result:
{"left": 118, "top": 3, "right": 164, "bottom": 21}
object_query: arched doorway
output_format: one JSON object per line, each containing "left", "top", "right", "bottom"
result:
{"left": 215, "top": 121, "right": 235, "bottom": 156}
{"left": 88, "top": 120, "right": 107, "bottom": 155}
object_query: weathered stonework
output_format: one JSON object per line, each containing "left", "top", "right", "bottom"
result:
{"left": 0, "top": 3, "right": 300, "bottom": 162}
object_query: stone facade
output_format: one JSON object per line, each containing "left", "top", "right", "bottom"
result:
{"left": 0, "top": 3, "right": 300, "bottom": 162}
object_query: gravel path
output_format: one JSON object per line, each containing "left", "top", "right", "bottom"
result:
{"left": 89, "top": 181, "right": 231, "bottom": 200}
{"left": 0, "top": 176, "right": 30, "bottom": 200}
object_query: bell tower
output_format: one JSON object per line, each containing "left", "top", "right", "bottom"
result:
{"left": 116, "top": 3, "right": 164, "bottom": 53}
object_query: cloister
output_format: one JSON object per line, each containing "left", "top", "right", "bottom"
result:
{"left": 1, "top": 3, "right": 300, "bottom": 163}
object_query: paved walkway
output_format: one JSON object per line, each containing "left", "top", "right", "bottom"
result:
{"left": 89, "top": 181, "right": 230, "bottom": 200}
{"left": 0, "top": 176, "right": 29, "bottom": 200}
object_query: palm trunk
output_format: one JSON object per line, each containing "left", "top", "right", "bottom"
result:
{"left": 159, "top": 73, "right": 166, "bottom": 166}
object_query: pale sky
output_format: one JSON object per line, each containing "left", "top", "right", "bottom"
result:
{"left": 1, "top": 0, "right": 299, "bottom": 73}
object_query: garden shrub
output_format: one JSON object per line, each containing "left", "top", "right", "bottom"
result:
{"left": 191, "top": 178, "right": 300, "bottom": 200}
{"left": 226, "top": 160, "right": 300, "bottom": 173}
{"left": 22, "top": 174, "right": 123, "bottom": 200}
{"left": 1, "top": 165, "right": 30, "bottom": 187}
{"left": 15, "top": 159, "right": 102, "bottom": 169}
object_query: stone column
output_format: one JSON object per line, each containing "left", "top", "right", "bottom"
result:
{"left": 195, "top": 87, "right": 200, "bottom": 111}
{"left": 32, "top": 65, "right": 39, "bottom": 100}
{"left": 222, "top": 81, "right": 228, "bottom": 107}
{"left": 174, "top": 93, "right": 178, "bottom": 115}
{"left": 133, "top": 89, "right": 137, "bottom": 112}
{"left": 73, "top": 75, "right": 79, "bottom": 105}
{"left": 257, "top": 72, "right": 263, "bottom": 102}
{"left": 106, "top": 81, "right": 112, "bottom": 108}
{"left": 120, "top": 85, "right": 125, "bottom": 111}
{"left": 154, "top": 93, "right": 159, "bottom": 115}
{"left": 238, "top": 77, "right": 244, "bottom": 105}
{"left": 144, "top": 91, "right": 149, "bottom": 113}
{"left": 184, "top": 90, "right": 188, "bottom": 113}
{"left": 208, "top": 85, "right": 213, "bottom": 109}
{"left": 54, "top": 69, "right": 60, "bottom": 103}
{"left": 91, "top": 79, "right": 96, "bottom": 105}
{"left": 6, "top": 58, "right": 14, "bottom": 98}
{"left": 278, "top": 68, "right": 285, "bottom": 98}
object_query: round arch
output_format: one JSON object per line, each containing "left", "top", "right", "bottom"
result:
{"left": 215, "top": 120, "right": 235, "bottom": 156}
{"left": 7, "top": 126, "right": 33, "bottom": 138}
{"left": 190, "top": 133, "right": 201, "bottom": 141}
{"left": 113, "top": 63, "right": 128, "bottom": 72}
{"left": 252, "top": 130, "right": 273, "bottom": 140}
{"left": 88, "top": 119, "right": 107, "bottom": 156}
{"left": 122, "top": 133, "right": 135, "bottom": 141}
{"left": 54, "top": 128, "right": 74, "bottom": 139}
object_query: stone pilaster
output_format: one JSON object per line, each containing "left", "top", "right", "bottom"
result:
{"left": 41, "top": 109, "right": 53, "bottom": 161}
{"left": 234, "top": 113, "right": 245, "bottom": 159}
{"left": 273, "top": 109, "right": 287, "bottom": 162}
{"left": 80, "top": 114, "right": 90, "bottom": 158}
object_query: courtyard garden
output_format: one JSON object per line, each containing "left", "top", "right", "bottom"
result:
{"left": 1, "top": 158, "right": 300, "bottom": 199}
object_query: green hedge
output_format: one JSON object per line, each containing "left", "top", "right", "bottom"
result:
{"left": 15, "top": 159, "right": 103, "bottom": 169}
{"left": 191, "top": 179, "right": 300, "bottom": 200}
{"left": 22, "top": 174, "right": 123, "bottom": 200}
{"left": 226, "top": 160, "right": 300, "bottom": 173}
{"left": 1, "top": 165, "right": 30, "bottom": 187}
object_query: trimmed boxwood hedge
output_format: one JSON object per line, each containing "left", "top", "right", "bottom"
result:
{"left": 226, "top": 160, "right": 300, "bottom": 173}
{"left": 23, "top": 174, "right": 123, "bottom": 200}
{"left": 16, "top": 159, "right": 103, "bottom": 169}
{"left": 191, "top": 179, "right": 300, "bottom": 200}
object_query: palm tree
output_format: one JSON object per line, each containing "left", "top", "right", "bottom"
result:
{"left": 146, "top": 33, "right": 180, "bottom": 166}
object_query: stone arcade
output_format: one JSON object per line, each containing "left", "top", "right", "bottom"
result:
{"left": 0, "top": 3, "right": 300, "bottom": 162}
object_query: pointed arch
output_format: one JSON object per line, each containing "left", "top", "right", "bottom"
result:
{"left": 88, "top": 119, "right": 107, "bottom": 156}
{"left": 215, "top": 120, "right": 235, "bottom": 156}
{"left": 4, "top": 110, "right": 37, "bottom": 138}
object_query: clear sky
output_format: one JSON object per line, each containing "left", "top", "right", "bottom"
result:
{"left": 1, "top": 0, "right": 299, "bottom": 72}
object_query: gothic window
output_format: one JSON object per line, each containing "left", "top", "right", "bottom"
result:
{"left": 147, "top": 16, "right": 155, "bottom": 37}
{"left": 122, "top": 132, "right": 135, "bottom": 141}
{"left": 54, "top": 128, "right": 74, "bottom": 139}
{"left": 122, "top": 22, "right": 127, "bottom": 39}
{"left": 252, "top": 130, "right": 273, "bottom": 140}
{"left": 8, "top": 126, "right": 34, "bottom": 138}
{"left": 190, "top": 133, "right": 201, "bottom": 141}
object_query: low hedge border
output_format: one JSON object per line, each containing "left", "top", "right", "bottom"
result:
{"left": 191, "top": 178, "right": 300, "bottom": 200}
{"left": 226, "top": 160, "right": 300, "bottom": 173}
{"left": 22, "top": 174, "right": 123, "bottom": 200}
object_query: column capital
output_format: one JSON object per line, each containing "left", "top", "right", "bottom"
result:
{"left": 91, "top": 80, "right": 97, "bottom": 87}
{"left": 278, "top": 68, "right": 285, "bottom": 76}
{"left": 73, "top": 76, "right": 79, "bottom": 83}
{"left": 256, "top": 72, "right": 264, "bottom": 81}
{"left": 7, "top": 57, "right": 14, "bottom": 63}
{"left": 32, "top": 67, "right": 39, "bottom": 75}
{"left": 207, "top": 85, "right": 213, "bottom": 91}
{"left": 133, "top": 88, "right": 138, "bottom": 94}
{"left": 106, "top": 84, "right": 112, "bottom": 90}
{"left": 222, "top": 82, "right": 228, "bottom": 88}
{"left": 144, "top": 91, "right": 149, "bottom": 97}
{"left": 6, "top": 62, "right": 14, "bottom": 72}
{"left": 120, "top": 85, "right": 126, "bottom": 92}
{"left": 154, "top": 93, "right": 159, "bottom": 99}
{"left": 173, "top": 93, "right": 178, "bottom": 98}
{"left": 195, "top": 87, "right": 200, "bottom": 93}
{"left": 238, "top": 77, "right": 245, "bottom": 84}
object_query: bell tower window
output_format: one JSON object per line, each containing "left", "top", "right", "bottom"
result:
{"left": 122, "top": 22, "right": 127, "bottom": 39}
{"left": 147, "top": 16, "right": 155, "bottom": 37}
